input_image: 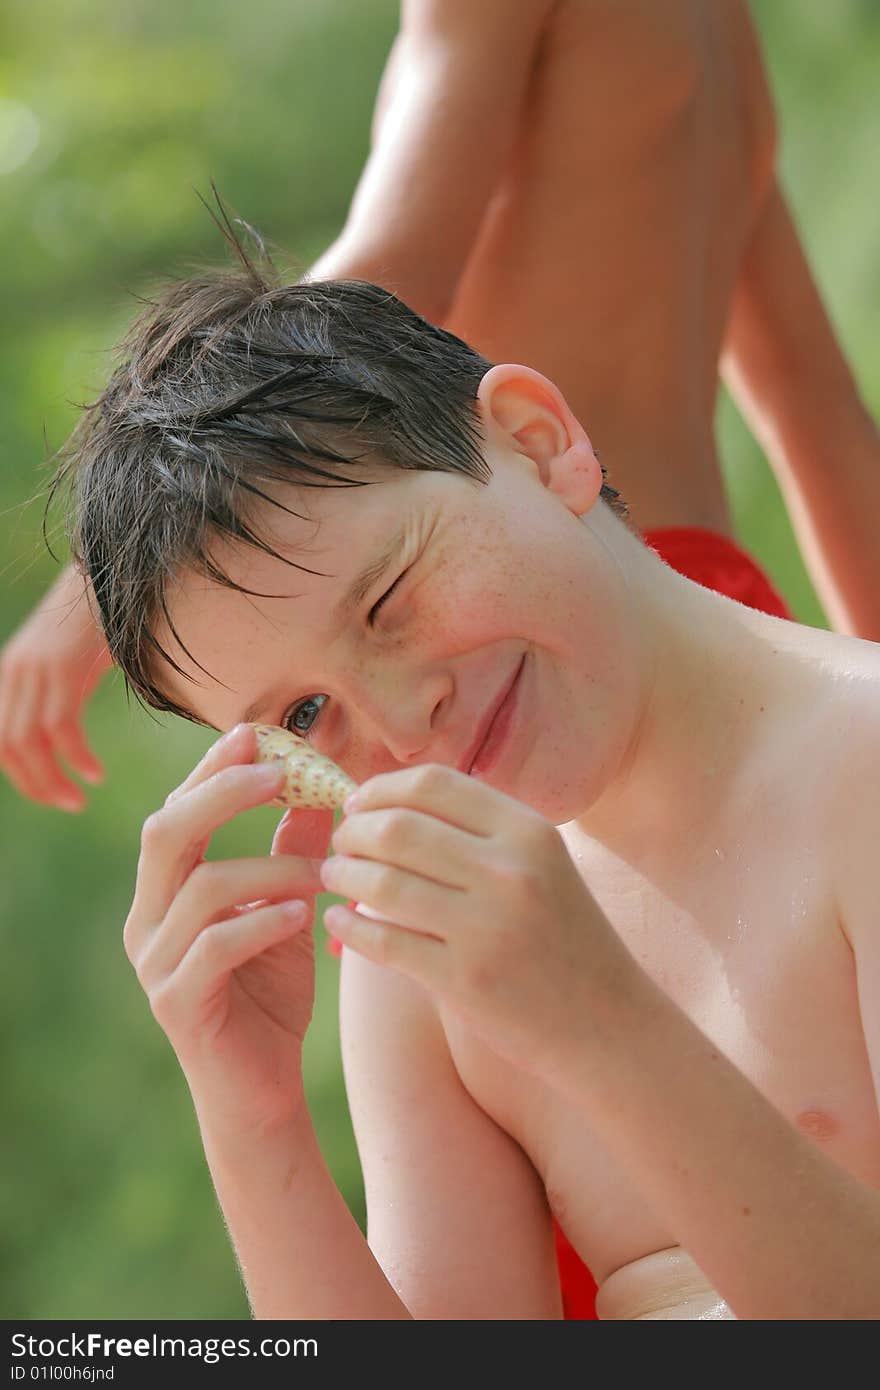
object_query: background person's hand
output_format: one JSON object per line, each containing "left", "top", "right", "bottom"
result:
{"left": 124, "top": 724, "right": 334, "bottom": 1139}
{"left": 0, "top": 563, "right": 112, "bottom": 810}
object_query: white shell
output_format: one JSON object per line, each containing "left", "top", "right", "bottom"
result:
{"left": 250, "top": 723, "right": 358, "bottom": 810}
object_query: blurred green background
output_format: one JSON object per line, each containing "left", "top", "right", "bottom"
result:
{"left": 1, "top": 0, "right": 877, "bottom": 1319}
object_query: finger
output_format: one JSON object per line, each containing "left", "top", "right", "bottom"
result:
{"left": 1, "top": 666, "right": 61, "bottom": 803}
{"left": 0, "top": 668, "right": 35, "bottom": 798}
{"left": 0, "top": 673, "right": 37, "bottom": 797}
{"left": 164, "top": 723, "right": 257, "bottom": 807}
{"left": 130, "top": 762, "right": 286, "bottom": 930}
{"left": 134, "top": 854, "right": 323, "bottom": 985}
{"left": 23, "top": 733, "right": 87, "bottom": 810}
{"left": 271, "top": 806, "right": 336, "bottom": 860}
{"left": 4, "top": 669, "right": 85, "bottom": 810}
{"left": 323, "top": 901, "right": 447, "bottom": 978}
{"left": 345, "top": 762, "right": 531, "bottom": 838}
{"left": 330, "top": 807, "right": 478, "bottom": 889}
{"left": 4, "top": 663, "right": 41, "bottom": 749}
{"left": 0, "top": 656, "right": 20, "bottom": 743}
{"left": 43, "top": 688, "right": 104, "bottom": 784}
{"left": 0, "top": 744, "right": 56, "bottom": 807}
{"left": 319, "top": 854, "right": 459, "bottom": 936}
{"left": 151, "top": 899, "right": 310, "bottom": 1031}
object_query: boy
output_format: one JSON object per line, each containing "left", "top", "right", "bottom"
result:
{"left": 5, "top": 0, "right": 880, "bottom": 813}
{"left": 56, "top": 267, "right": 880, "bottom": 1318}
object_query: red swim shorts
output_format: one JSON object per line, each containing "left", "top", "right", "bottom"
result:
{"left": 327, "top": 526, "right": 793, "bottom": 1319}
{"left": 640, "top": 526, "right": 793, "bottom": 621}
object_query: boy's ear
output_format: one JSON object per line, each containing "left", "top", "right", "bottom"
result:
{"left": 477, "top": 363, "right": 602, "bottom": 516}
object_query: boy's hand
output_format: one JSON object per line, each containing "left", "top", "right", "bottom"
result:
{"left": 123, "top": 724, "right": 332, "bottom": 1138}
{"left": 321, "top": 764, "right": 633, "bottom": 1081}
{"left": 0, "top": 564, "right": 111, "bottom": 811}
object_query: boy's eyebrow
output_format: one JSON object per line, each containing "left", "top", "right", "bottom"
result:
{"left": 234, "top": 524, "right": 407, "bottom": 727}
{"left": 334, "top": 523, "right": 407, "bottom": 618}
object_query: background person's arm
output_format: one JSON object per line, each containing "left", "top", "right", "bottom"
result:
{"left": 722, "top": 179, "right": 880, "bottom": 641}
{"left": 307, "top": 0, "right": 555, "bottom": 325}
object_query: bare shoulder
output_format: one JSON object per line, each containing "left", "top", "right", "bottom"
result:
{"left": 818, "top": 634, "right": 880, "bottom": 948}
{"left": 339, "top": 942, "right": 448, "bottom": 1085}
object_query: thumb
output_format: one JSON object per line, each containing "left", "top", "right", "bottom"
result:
{"left": 271, "top": 806, "right": 335, "bottom": 861}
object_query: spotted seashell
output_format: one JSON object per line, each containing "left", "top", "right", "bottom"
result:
{"left": 250, "top": 723, "right": 357, "bottom": 810}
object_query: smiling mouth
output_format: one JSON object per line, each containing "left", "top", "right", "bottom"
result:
{"left": 465, "top": 654, "right": 525, "bottom": 776}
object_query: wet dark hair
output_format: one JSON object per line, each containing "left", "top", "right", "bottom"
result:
{"left": 49, "top": 215, "right": 628, "bottom": 725}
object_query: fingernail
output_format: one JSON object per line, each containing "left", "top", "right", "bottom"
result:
{"left": 59, "top": 796, "right": 84, "bottom": 812}
{"left": 280, "top": 899, "right": 307, "bottom": 919}
{"left": 342, "top": 791, "right": 361, "bottom": 813}
{"left": 254, "top": 762, "right": 284, "bottom": 784}
{"left": 82, "top": 768, "right": 103, "bottom": 785}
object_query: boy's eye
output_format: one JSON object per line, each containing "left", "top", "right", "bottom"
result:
{"left": 368, "top": 569, "right": 408, "bottom": 625}
{"left": 282, "top": 694, "right": 328, "bottom": 739}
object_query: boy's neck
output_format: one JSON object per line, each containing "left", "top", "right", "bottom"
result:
{"left": 569, "top": 535, "right": 807, "bottom": 882}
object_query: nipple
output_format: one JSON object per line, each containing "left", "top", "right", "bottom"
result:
{"left": 795, "top": 1109, "right": 838, "bottom": 1143}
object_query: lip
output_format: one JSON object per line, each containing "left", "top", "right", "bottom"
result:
{"left": 459, "top": 654, "right": 526, "bottom": 777}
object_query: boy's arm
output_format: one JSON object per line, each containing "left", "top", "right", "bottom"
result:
{"left": 122, "top": 730, "right": 556, "bottom": 1319}
{"left": 721, "top": 179, "right": 880, "bottom": 640}
{"left": 197, "top": 1104, "right": 412, "bottom": 1319}
{"left": 557, "top": 958, "right": 880, "bottom": 1320}
{"left": 199, "top": 943, "right": 561, "bottom": 1321}
{"left": 326, "top": 767, "right": 880, "bottom": 1320}
{"left": 307, "top": 0, "right": 555, "bottom": 325}
{"left": 339, "top": 946, "right": 563, "bottom": 1319}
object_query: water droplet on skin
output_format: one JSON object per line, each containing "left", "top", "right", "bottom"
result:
{"left": 788, "top": 892, "right": 808, "bottom": 925}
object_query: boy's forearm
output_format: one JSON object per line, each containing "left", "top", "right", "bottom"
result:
{"left": 722, "top": 181, "right": 880, "bottom": 639}
{"left": 553, "top": 963, "right": 880, "bottom": 1319}
{"left": 198, "top": 1106, "right": 411, "bottom": 1320}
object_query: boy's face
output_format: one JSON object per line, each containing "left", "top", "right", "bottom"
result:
{"left": 158, "top": 405, "right": 647, "bottom": 824}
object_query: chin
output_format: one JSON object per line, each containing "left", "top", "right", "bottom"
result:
{"left": 490, "top": 760, "right": 607, "bottom": 827}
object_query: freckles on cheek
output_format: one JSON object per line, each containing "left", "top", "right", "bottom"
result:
{"left": 428, "top": 534, "right": 524, "bottom": 643}
{"left": 422, "top": 576, "right": 503, "bottom": 648}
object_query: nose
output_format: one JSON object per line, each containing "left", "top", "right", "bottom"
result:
{"left": 347, "top": 663, "right": 453, "bottom": 765}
